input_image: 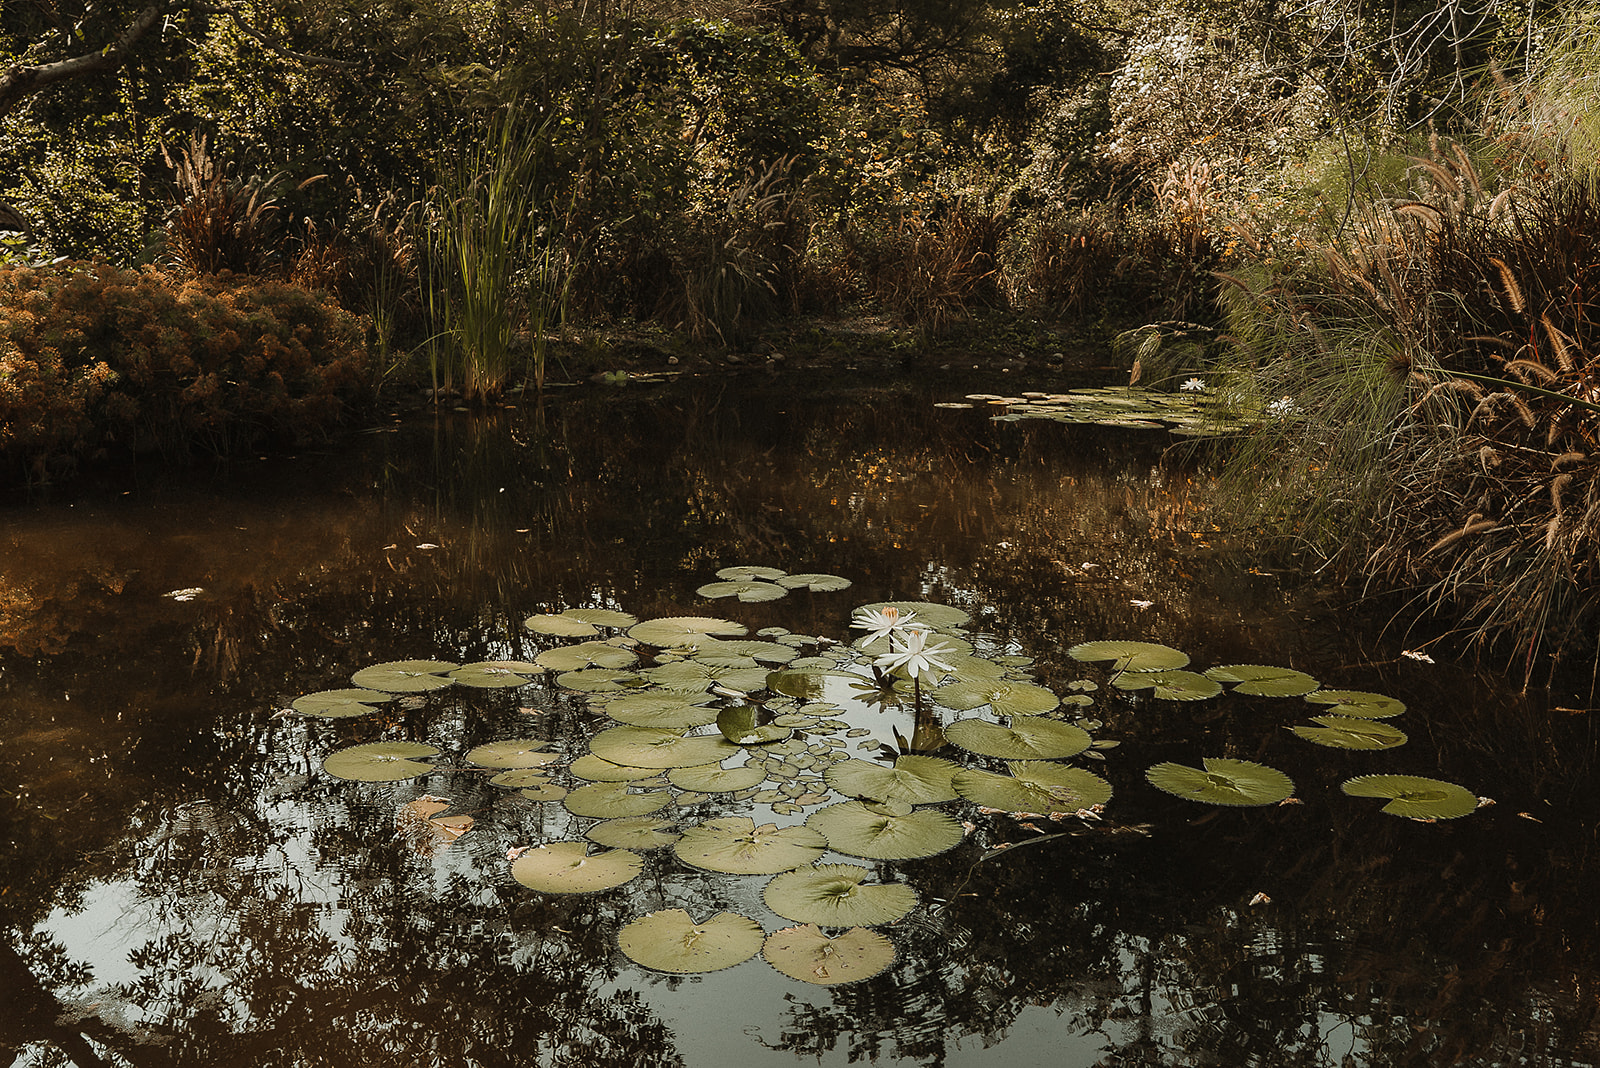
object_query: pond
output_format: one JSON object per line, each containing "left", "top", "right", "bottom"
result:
{"left": 3, "top": 376, "right": 1599, "bottom": 1067}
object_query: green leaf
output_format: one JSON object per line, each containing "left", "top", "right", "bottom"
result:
{"left": 1112, "top": 670, "right": 1222, "bottom": 701}
{"left": 805, "top": 801, "right": 965, "bottom": 860}
{"left": 589, "top": 726, "right": 742, "bottom": 769}
{"left": 763, "top": 864, "right": 917, "bottom": 926}
{"left": 1305, "top": 689, "right": 1407, "bottom": 719}
{"left": 291, "top": 688, "right": 393, "bottom": 718}
{"left": 762, "top": 924, "right": 896, "bottom": 985}
{"left": 933, "top": 679, "right": 1059, "bottom": 716}
{"left": 488, "top": 768, "right": 555, "bottom": 788}
{"left": 618, "top": 909, "right": 765, "bottom": 973}
{"left": 533, "top": 642, "right": 639, "bottom": 672}
{"left": 822, "top": 755, "right": 960, "bottom": 805}
{"left": 1067, "top": 640, "right": 1189, "bottom": 671}
{"left": 586, "top": 816, "right": 680, "bottom": 850}
{"left": 697, "top": 580, "right": 788, "bottom": 602}
{"left": 350, "top": 659, "right": 459, "bottom": 692}
{"left": 775, "top": 573, "right": 853, "bottom": 592}
{"left": 668, "top": 762, "right": 768, "bottom": 793}
{"left": 628, "top": 616, "right": 749, "bottom": 646}
{"left": 524, "top": 613, "right": 600, "bottom": 637}
{"left": 464, "top": 739, "right": 555, "bottom": 768}
{"left": 716, "top": 565, "right": 787, "bottom": 581}
{"left": 942, "top": 717, "right": 1093, "bottom": 760}
{"left": 1292, "top": 715, "right": 1408, "bottom": 749}
{"left": 510, "top": 841, "right": 642, "bottom": 894}
{"left": 561, "top": 608, "right": 639, "bottom": 629}
{"left": 673, "top": 816, "right": 828, "bottom": 874}
{"left": 1145, "top": 758, "right": 1294, "bottom": 806}
{"left": 569, "top": 753, "right": 660, "bottom": 782}
{"left": 322, "top": 742, "right": 438, "bottom": 782}
{"left": 952, "top": 762, "right": 1113, "bottom": 813}
{"left": 1341, "top": 774, "right": 1478, "bottom": 819}
{"left": 562, "top": 781, "right": 672, "bottom": 819}
{"left": 555, "top": 668, "right": 641, "bottom": 692}
{"left": 644, "top": 661, "right": 769, "bottom": 694}
{"left": 598, "top": 692, "right": 720, "bottom": 729}
{"left": 450, "top": 661, "right": 542, "bottom": 688}
{"left": 1204, "top": 664, "right": 1320, "bottom": 696}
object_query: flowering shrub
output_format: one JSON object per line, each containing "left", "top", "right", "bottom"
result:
{"left": 0, "top": 263, "right": 373, "bottom": 478}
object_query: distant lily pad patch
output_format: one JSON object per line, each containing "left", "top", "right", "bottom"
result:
{"left": 1305, "top": 690, "right": 1407, "bottom": 719}
{"left": 322, "top": 741, "right": 439, "bottom": 782}
{"left": 763, "top": 925, "right": 896, "bottom": 985}
{"left": 1204, "top": 664, "right": 1320, "bottom": 696}
{"left": 618, "top": 909, "right": 765, "bottom": 973}
{"left": 1068, "top": 640, "right": 1189, "bottom": 672}
{"left": 1341, "top": 774, "right": 1477, "bottom": 819}
{"left": 1145, "top": 758, "right": 1294, "bottom": 806}
{"left": 510, "top": 841, "right": 642, "bottom": 894}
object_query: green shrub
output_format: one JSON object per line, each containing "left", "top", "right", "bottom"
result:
{"left": 0, "top": 263, "right": 373, "bottom": 478}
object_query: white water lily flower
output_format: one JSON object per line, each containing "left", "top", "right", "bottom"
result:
{"left": 1179, "top": 377, "right": 1207, "bottom": 392}
{"left": 851, "top": 605, "right": 915, "bottom": 643}
{"left": 874, "top": 626, "right": 956, "bottom": 682}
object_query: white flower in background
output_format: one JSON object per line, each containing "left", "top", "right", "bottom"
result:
{"left": 874, "top": 626, "right": 956, "bottom": 683}
{"left": 851, "top": 605, "right": 915, "bottom": 643}
{"left": 1180, "top": 378, "right": 1207, "bottom": 392}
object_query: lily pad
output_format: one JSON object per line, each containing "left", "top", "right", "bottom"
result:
{"left": 600, "top": 693, "right": 721, "bottom": 729}
{"left": 943, "top": 717, "right": 1093, "bottom": 760}
{"left": 1112, "top": 670, "right": 1223, "bottom": 701}
{"left": 1145, "top": 758, "right": 1295, "bottom": 807}
{"left": 555, "top": 668, "right": 641, "bottom": 692}
{"left": 1341, "top": 774, "right": 1478, "bottom": 819}
{"left": 717, "top": 705, "right": 792, "bottom": 745}
{"left": 697, "top": 580, "right": 788, "bottom": 603}
{"left": 1292, "top": 716, "right": 1408, "bottom": 750}
{"left": 629, "top": 616, "right": 749, "bottom": 646}
{"left": 464, "top": 739, "right": 555, "bottom": 768}
{"left": 691, "top": 639, "right": 801, "bottom": 667}
{"left": 767, "top": 668, "right": 857, "bottom": 700}
{"left": 291, "top": 688, "right": 394, "bottom": 718}
{"left": 668, "top": 762, "right": 769, "bottom": 793}
{"left": 763, "top": 864, "right": 918, "bottom": 926}
{"left": 511, "top": 841, "right": 642, "bottom": 893}
{"left": 569, "top": 753, "right": 661, "bottom": 782}
{"left": 489, "top": 768, "right": 557, "bottom": 788}
{"left": 1204, "top": 664, "right": 1320, "bottom": 696}
{"left": 644, "top": 661, "right": 770, "bottom": 694}
{"left": 673, "top": 816, "right": 829, "bottom": 874}
{"left": 586, "top": 816, "right": 681, "bottom": 850}
{"left": 450, "top": 661, "right": 542, "bottom": 688}
{"left": 856, "top": 601, "right": 971, "bottom": 628}
{"left": 322, "top": 742, "right": 439, "bottom": 782}
{"left": 805, "top": 801, "right": 965, "bottom": 860}
{"left": 561, "top": 608, "right": 639, "bottom": 629}
{"left": 952, "top": 762, "right": 1113, "bottom": 813}
{"left": 822, "top": 756, "right": 960, "bottom": 805}
{"left": 589, "top": 726, "right": 743, "bottom": 769}
{"left": 933, "top": 679, "right": 1059, "bottom": 716}
{"left": 1305, "top": 690, "right": 1407, "bottom": 719}
{"left": 534, "top": 642, "right": 639, "bottom": 672}
{"left": 519, "top": 784, "right": 569, "bottom": 801}
{"left": 776, "top": 573, "right": 854, "bottom": 592}
{"left": 524, "top": 613, "right": 600, "bottom": 638}
{"left": 618, "top": 909, "right": 766, "bottom": 973}
{"left": 350, "top": 660, "right": 459, "bottom": 693}
{"left": 1067, "top": 641, "right": 1189, "bottom": 672}
{"left": 716, "top": 565, "right": 788, "bottom": 581}
{"left": 762, "top": 924, "right": 896, "bottom": 985}
{"left": 563, "top": 781, "right": 673, "bottom": 819}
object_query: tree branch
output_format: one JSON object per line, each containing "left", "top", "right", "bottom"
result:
{"left": 0, "top": 2, "right": 167, "bottom": 120}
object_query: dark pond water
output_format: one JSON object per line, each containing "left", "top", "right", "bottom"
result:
{"left": 3, "top": 377, "right": 1599, "bottom": 1067}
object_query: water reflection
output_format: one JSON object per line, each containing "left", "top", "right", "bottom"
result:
{"left": 1, "top": 381, "right": 1598, "bottom": 1066}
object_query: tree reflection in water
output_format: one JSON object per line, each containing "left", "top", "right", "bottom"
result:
{"left": 1, "top": 382, "right": 1598, "bottom": 1066}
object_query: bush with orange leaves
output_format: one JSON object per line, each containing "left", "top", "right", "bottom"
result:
{"left": 0, "top": 263, "right": 373, "bottom": 480}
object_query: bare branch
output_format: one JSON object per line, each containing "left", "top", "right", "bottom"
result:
{"left": 0, "top": 2, "right": 167, "bottom": 120}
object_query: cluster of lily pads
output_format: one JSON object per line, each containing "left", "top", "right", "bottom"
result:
{"left": 289, "top": 577, "right": 1479, "bottom": 981}
{"left": 1069, "top": 639, "right": 1480, "bottom": 819}
{"left": 936, "top": 389, "right": 1254, "bottom": 437}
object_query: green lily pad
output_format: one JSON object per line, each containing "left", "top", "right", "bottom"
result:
{"left": 717, "top": 705, "right": 792, "bottom": 745}
{"left": 618, "top": 909, "right": 766, "bottom": 973}
{"left": 533, "top": 642, "right": 639, "bottom": 672}
{"left": 1145, "top": 758, "right": 1295, "bottom": 806}
{"left": 1292, "top": 716, "right": 1409, "bottom": 750}
{"left": 599, "top": 693, "right": 721, "bottom": 729}
{"left": 1204, "top": 664, "right": 1320, "bottom": 696}
{"left": 668, "top": 763, "right": 769, "bottom": 793}
{"left": 822, "top": 755, "right": 960, "bottom": 805}
{"left": 763, "top": 863, "right": 918, "bottom": 926}
{"left": 644, "top": 661, "right": 770, "bottom": 694}
{"left": 569, "top": 753, "right": 661, "bottom": 782}
{"left": 1067, "top": 641, "right": 1189, "bottom": 672}
{"left": 449, "top": 661, "right": 542, "bottom": 688}
{"left": 673, "top": 816, "right": 829, "bottom": 874}
{"left": 589, "top": 726, "right": 743, "bottom": 769}
{"left": 697, "top": 580, "right": 788, "bottom": 603}
{"left": 1112, "top": 670, "right": 1223, "bottom": 701}
{"left": 716, "top": 565, "right": 787, "bottom": 581}
{"left": 690, "top": 639, "right": 801, "bottom": 666}
{"left": 561, "top": 608, "right": 639, "bottom": 629}
{"left": 511, "top": 841, "right": 642, "bottom": 893}
{"left": 322, "top": 741, "right": 439, "bottom": 782}
{"left": 291, "top": 688, "right": 394, "bottom": 718}
{"left": 586, "top": 816, "right": 681, "bottom": 850}
{"left": 350, "top": 660, "right": 459, "bottom": 692}
{"left": 1305, "top": 690, "right": 1407, "bottom": 719}
{"left": 776, "top": 573, "right": 854, "bottom": 592}
{"left": 555, "top": 668, "right": 641, "bottom": 692}
{"left": 519, "top": 784, "right": 569, "bottom": 801}
{"left": 524, "top": 613, "right": 600, "bottom": 638}
{"left": 488, "top": 767, "right": 557, "bottom": 788}
{"left": 933, "top": 679, "right": 1060, "bottom": 716}
{"left": 464, "top": 739, "right": 555, "bottom": 768}
{"left": 1341, "top": 774, "right": 1478, "bottom": 819}
{"left": 629, "top": 616, "right": 749, "bottom": 646}
{"left": 942, "top": 717, "right": 1093, "bottom": 760}
{"left": 952, "top": 762, "right": 1113, "bottom": 813}
{"left": 563, "top": 781, "right": 673, "bottom": 818}
{"left": 762, "top": 924, "right": 896, "bottom": 985}
{"left": 767, "top": 669, "right": 857, "bottom": 700}
{"left": 855, "top": 601, "right": 971, "bottom": 628}
{"left": 805, "top": 801, "right": 965, "bottom": 860}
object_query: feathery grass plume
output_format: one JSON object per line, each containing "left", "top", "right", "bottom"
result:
{"left": 1478, "top": 445, "right": 1501, "bottom": 471}
{"left": 1552, "top": 472, "right": 1575, "bottom": 514}
{"left": 1425, "top": 518, "right": 1500, "bottom": 556}
{"left": 1505, "top": 358, "right": 1559, "bottom": 384}
{"left": 1553, "top": 451, "right": 1589, "bottom": 468}
{"left": 1488, "top": 257, "right": 1525, "bottom": 313}
{"left": 1541, "top": 313, "right": 1577, "bottom": 371}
